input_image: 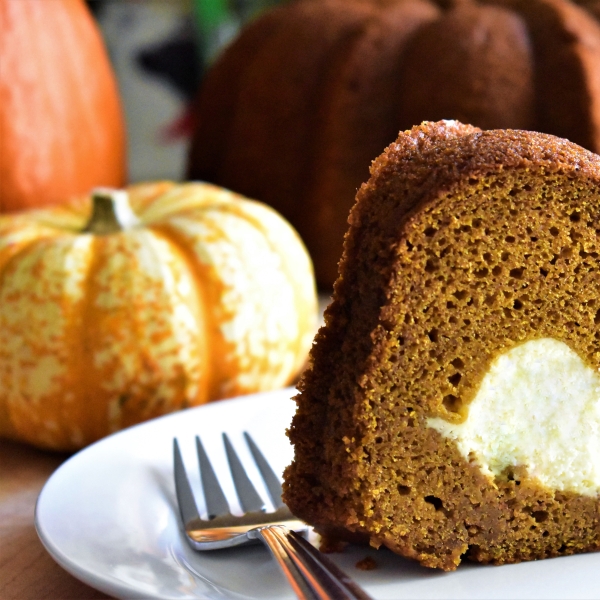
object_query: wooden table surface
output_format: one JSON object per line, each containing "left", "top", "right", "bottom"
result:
{"left": 0, "top": 439, "right": 112, "bottom": 600}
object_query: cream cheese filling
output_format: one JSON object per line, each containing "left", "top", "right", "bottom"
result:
{"left": 427, "top": 338, "right": 600, "bottom": 496}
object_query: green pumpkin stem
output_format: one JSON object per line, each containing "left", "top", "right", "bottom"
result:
{"left": 84, "top": 188, "right": 140, "bottom": 234}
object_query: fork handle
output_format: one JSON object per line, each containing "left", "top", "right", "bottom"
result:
{"left": 256, "top": 526, "right": 321, "bottom": 599}
{"left": 254, "top": 525, "right": 373, "bottom": 600}
{"left": 285, "top": 530, "right": 374, "bottom": 600}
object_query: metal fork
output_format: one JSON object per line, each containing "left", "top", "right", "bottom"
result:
{"left": 173, "top": 432, "right": 373, "bottom": 600}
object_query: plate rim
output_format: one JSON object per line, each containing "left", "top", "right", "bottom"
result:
{"left": 33, "top": 386, "right": 600, "bottom": 600}
{"left": 34, "top": 387, "right": 298, "bottom": 600}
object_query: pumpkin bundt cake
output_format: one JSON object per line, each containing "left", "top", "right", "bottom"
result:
{"left": 188, "top": 0, "right": 600, "bottom": 288}
{"left": 283, "top": 120, "right": 600, "bottom": 571}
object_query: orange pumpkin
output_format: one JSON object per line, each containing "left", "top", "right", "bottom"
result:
{"left": 0, "top": 182, "right": 317, "bottom": 451}
{"left": 0, "top": 0, "right": 126, "bottom": 213}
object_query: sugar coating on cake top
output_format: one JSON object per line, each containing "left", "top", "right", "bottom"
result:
{"left": 428, "top": 338, "right": 600, "bottom": 496}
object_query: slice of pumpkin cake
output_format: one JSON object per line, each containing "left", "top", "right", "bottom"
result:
{"left": 283, "top": 120, "right": 600, "bottom": 571}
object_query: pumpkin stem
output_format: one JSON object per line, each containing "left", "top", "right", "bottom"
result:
{"left": 84, "top": 188, "right": 140, "bottom": 234}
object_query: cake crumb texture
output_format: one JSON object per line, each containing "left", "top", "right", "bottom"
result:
{"left": 355, "top": 556, "right": 378, "bottom": 571}
{"left": 283, "top": 120, "right": 600, "bottom": 570}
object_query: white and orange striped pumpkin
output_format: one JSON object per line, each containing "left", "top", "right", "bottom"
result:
{"left": 0, "top": 182, "right": 317, "bottom": 450}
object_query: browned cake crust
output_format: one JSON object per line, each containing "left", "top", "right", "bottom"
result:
{"left": 398, "top": 3, "right": 535, "bottom": 131}
{"left": 503, "top": 0, "right": 600, "bottom": 152}
{"left": 307, "top": 0, "right": 441, "bottom": 286}
{"left": 283, "top": 121, "right": 600, "bottom": 570}
{"left": 210, "top": 0, "right": 374, "bottom": 222}
{"left": 187, "top": 5, "right": 289, "bottom": 185}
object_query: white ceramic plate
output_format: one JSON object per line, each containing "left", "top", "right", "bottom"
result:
{"left": 36, "top": 387, "right": 600, "bottom": 600}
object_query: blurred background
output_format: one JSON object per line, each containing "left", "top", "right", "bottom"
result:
{"left": 87, "top": 0, "right": 286, "bottom": 183}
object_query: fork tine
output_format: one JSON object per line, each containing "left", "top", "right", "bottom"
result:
{"left": 244, "top": 431, "right": 285, "bottom": 509}
{"left": 196, "top": 435, "right": 230, "bottom": 519}
{"left": 223, "top": 433, "right": 265, "bottom": 513}
{"left": 173, "top": 438, "right": 201, "bottom": 524}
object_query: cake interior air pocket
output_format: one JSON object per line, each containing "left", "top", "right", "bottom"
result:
{"left": 428, "top": 338, "right": 600, "bottom": 496}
